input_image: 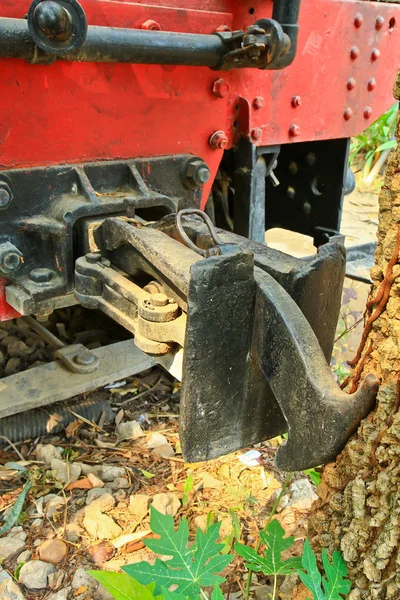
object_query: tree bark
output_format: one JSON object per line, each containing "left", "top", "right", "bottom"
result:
{"left": 308, "top": 73, "right": 400, "bottom": 600}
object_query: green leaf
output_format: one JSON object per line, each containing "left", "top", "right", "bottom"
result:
{"left": 0, "top": 479, "right": 32, "bottom": 535}
{"left": 304, "top": 468, "right": 322, "bottom": 487}
{"left": 162, "top": 589, "right": 188, "bottom": 599}
{"left": 376, "top": 140, "right": 397, "bottom": 152}
{"left": 88, "top": 571, "right": 161, "bottom": 600}
{"left": 124, "top": 507, "right": 233, "bottom": 597}
{"left": 211, "top": 586, "right": 225, "bottom": 599}
{"left": 298, "top": 541, "right": 351, "bottom": 600}
{"left": 141, "top": 469, "right": 156, "bottom": 479}
{"left": 235, "top": 519, "right": 302, "bottom": 576}
{"left": 182, "top": 474, "right": 193, "bottom": 506}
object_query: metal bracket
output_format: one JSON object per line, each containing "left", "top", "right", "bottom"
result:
{"left": 55, "top": 343, "right": 99, "bottom": 374}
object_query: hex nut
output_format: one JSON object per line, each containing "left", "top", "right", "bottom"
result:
{"left": 185, "top": 160, "right": 211, "bottom": 188}
{"left": 0, "top": 243, "right": 23, "bottom": 274}
{"left": 29, "top": 268, "right": 55, "bottom": 283}
{"left": 0, "top": 182, "right": 12, "bottom": 210}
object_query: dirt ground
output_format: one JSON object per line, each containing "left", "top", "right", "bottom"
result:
{"left": 0, "top": 179, "right": 380, "bottom": 600}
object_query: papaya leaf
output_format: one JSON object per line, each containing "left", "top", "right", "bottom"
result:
{"left": 123, "top": 507, "right": 233, "bottom": 598}
{"left": 298, "top": 540, "right": 351, "bottom": 600}
{"left": 0, "top": 479, "right": 32, "bottom": 536}
{"left": 235, "top": 518, "right": 302, "bottom": 576}
{"left": 211, "top": 585, "right": 225, "bottom": 599}
{"left": 88, "top": 571, "right": 162, "bottom": 600}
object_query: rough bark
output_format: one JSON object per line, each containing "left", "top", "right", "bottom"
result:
{"left": 308, "top": 74, "right": 400, "bottom": 600}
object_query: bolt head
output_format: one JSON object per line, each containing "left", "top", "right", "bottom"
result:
{"left": 354, "top": 13, "right": 363, "bottom": 28}
{"left": 367, "top": 78, "right": 376, "bottom": 91}
{"left": 212, "top": 78, "right": 230, "bottom": 99}
{"left": 350, "top": 46, "right": 360, "bottom": 60}
{"left": 2, "top": 252, "right": 22, "bottom": 273}
{"left": 364, "top": 106, "right": 373, "bottom": 119}
{"left": 75, "top": 350, "right": 96, "bottom": 366}
{"left": 253, "top": 96, "right": 264, "bottom": 110}
{"left": 209, "top": 131, "right": 228, "bottom": 150}
{"left": 347, "top": 78, "right": 356, "bottom": 91}
{"left": 29, "top": 267, "right": 54, "bottom": 283}
{"left": 376, "top": 15, "right": 384, "bottom": 29}
{"left": 151, "top": 292, "right": 169, "bottom": 307}
{"left": 289, "top": 124, "right": 300, "bottom": 137}
{"left": 215, "top": 24, "right": 231, "bottom": 32}
{"left": 343, "top": 107, "right": 353, "bottom": 121}
{"left": 291, "top": 95, "right": 302, "bottom": 108}
{"left": 141, "top": 19, "right": 161, "bottom": 30}
{"left": 371, "top": 48, "right": 380, "bottom": 61}
{"left": 33, "top": 0, "right": 71, "bottom": 40}
{"left": 251, "top": 128, "right": 262, "bottom": 141}
{"left": 186, "top": 160, "right": 211, "bottom": 187}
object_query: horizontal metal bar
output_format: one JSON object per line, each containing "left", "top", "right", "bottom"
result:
{"left": 0, "top": 339, "right": 155, "bottom": 419}
{"left": 0, "top": 17, "right": 224, "bottom": 67}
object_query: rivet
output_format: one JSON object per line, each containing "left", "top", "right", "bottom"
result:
{"left": 354, "top": 13, "right": 363, "bottom": 28}
{"left": 209, "top": 130, "right": 228, "bottom": 150}
{"left": 371, "top": 48, "right": 380, "bottom": 61}
{"left": 289, "top": 124, "right": 300, "bottom": 137}
{"left": 364, "top": 106, "right": 373, "bottom": 119}
{"left": 347, "top": 78, "right": 356, "bottom": 90}
{"left": 375, "top": 15, "right": 384, "bottom": 29}
{"left": 350, "top": 46, "right": 360, "bottom": 60}
{"left": 253, "top": 96, "right": 264, "bottom": 110}
{"left": 212, "top": 78, "right": 230, "bottom": 98}
{"left": 141, "top": 19, "right": 161, "bottom": 30}
{"left": 368, "top": 78, "right": 377, "bottom": 91}
{"left": 251, "top": 128, "right": 262, "bottom": 141}
{"left": 291, "top": 95, "right": 302, "bottom": 108}
{"left": 343, "top": 107, "right": 353, "bottom": 121}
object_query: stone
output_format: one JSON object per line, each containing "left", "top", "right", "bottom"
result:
{"left": 86, "top": 492, "right": 115, "bottom": 513}
{"left": 31, "top": 519, "right": 43, "bottom": 528}
{"left": 101, "top": 465, "right": 126, "bottom": 482}
{"left": 86, "top": 488, "right": 110, "bottom": 506}
{"left": 254, "top": 585, "right": 274, "bottom": 600}
{"left": 65, "top": 523, "right": 83, "bottom": 543}
{"left": 83, "top": 512, "right": 122, "bottom": 540}
{"left": 129, "top": 494, "right": 150, "bottom": 517}
{"left": 151, "top": 493, "right": 181, "bottom": 517}
{"left": 18, "top": 560, "right": 55, "bottom": 589}
{"left": 36, "top": 444, "right": 60, "bottom": 465}
{"left": 153, "top": 444, "right": 175, "bottom": 458}
{"left": 105, "top": 477, "right": 129, "bottom": 490}
{"left": 78, "top": 463, "right": 103, "bottom": 478}
{"left": 50, "top": 458, "right": 81, "bottom": 484}
{"left": 0, "top": 538, "right": 25, "bottom": 561}
{"left": 48, "top": 588, "right": 71, "bottom": 600}
{"left": 88, "top": 473, "right": 105, "bottom": 488}
{"left": 116, "top": 420, "right": 144, "bottom": 441}
{"left": 38, "top": 539, "right": 68, "bottom": 564}
{"left": 44, "top": 495, "right": 67, "bottom": 518}
{"left": 17, "top": 550, "right": 31, "bottom": 563}
{"left": 7, "top": 529, "right": 27, "bottom": 543}
{"left": 7, "top": 340, "right": 34, "bottom": 358}
{"left": 0, "top": 578, "right": 26, "bottom": 600}
{"left": 145, "top": 432, "right": 169, "bottom": 449}
{"left": 289, "top": 478, "right": 318, "bottom": 510}
{"left": 0, "top": 566, "right": 11, "bottom": 585}
{"left": 4, "top": 357, "right": 21, "bottom": 376}
{"left": 72, "top": 567, "right": 98, "bottom": 591}
{"left": 201, "top": 473, "right": 223, "bottom": 490}
{"left": 114, "top": 490, "right": 127, "bottom": 502}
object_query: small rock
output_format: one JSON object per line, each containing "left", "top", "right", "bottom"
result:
{"left": 17, "top": 550, "right": 31, "bottom": 563}
{"left": 4, "top": 357, "right": 21, "bottom": 376}
{"left": 48, "top": 588, "right": 71, "bottom": 600}
{"left": 105, "top": 477, "right": 129, "bottom": 490}
{"left": 7, "top": 529, "right": 27, "bottom": 543}
{"left": 83, "top": 512, "right": 122, "bottom": 540}
{"left": 51, "top": 458, "right": 81, "bottom": 484}
{"left": 31, "top": 518, "right": 43, "bottom": 528}
{"left": 0, "top": 578, "right": 26, "bottom": 600}
{"left": 65, "top": 523, "right": 83, "bottom": 543}
{"left": 201, "top": 473, "right": 223, "bottom": 490}
{"left": 88, "top": 473, "right": 105, "bottom": 488}
{"left": 87, "top": 540, "right": 116, "bottom": 563}
{"left": 101, "top": 465, "right": 126, "bottom": 482}
{"left": 7, "top": 340, "right": 34, "bottom": 358}
{"left": 38, "top": 539, "right": 68, "bottom": 564}
{"left": 194, "top": 515, "right": 207, "bottom": 533}
{"left": 153, "top": 444, "right": 175, "bottom": 458}
{"left": 86, "top": 488, "right": 109, "bottom": 506}
{"left": 254, "top": 584, "right": 274, "bottom": 600}
{"left": 48, "top": 570, "right": 64, "bottom": 589}
{"left": 218, "top": 517, "right": 232, "bottom": 539}
{"left": 145, "top": 432, "right": 169, "bottom": 449}
{"left": 36, "top": 444, "right": 60, "bottom": 465}
{"left": 116, "top": 420, "right": 144, "bottom": 441}
{"left": 72, "top": 567, "right": 97, "bottom": 590}
{"left": 151, "top": 493, "right": 181, "bottom": 517}
{"left": 129, "top": 494, "right": 150, "bottom": 517}
{"left": 44, "top": 495, "right": 67, "bottom": 518}
{"left": 289, "top": 478, "right": 318, "bottom": 510}
{"left": 0, "top": 538, "right": 25, "bottom": 561}
{"left": 0, "top": 566, "right": 11, "bottom": 585}
{"left": 280, "top": 573, "right": 299, "bottom": 599}
{"left": 86, "top": 492, "right": 115, "bottom": 513}
{"left": 78, "top": 463, "right": 103, "bottom": 477}
{"left": 114, "top": 490, "right": 127, "bottom": 502}
{"left": 19, "top": 560, "right": 55, "bottom": 590}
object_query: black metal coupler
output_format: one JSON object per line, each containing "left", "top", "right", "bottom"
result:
{"left": 75, "top": 214, "right": 379, "bottom": 471}
{"left": 0, "top": 0, "right": 295, "bottom": 70}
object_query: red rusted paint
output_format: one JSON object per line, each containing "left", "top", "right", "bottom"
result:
{"left": 0, "top": 279, "right": 20, "bottom": 321}
{"left": 141, "top": 19, "right": 162, "bottom": 30}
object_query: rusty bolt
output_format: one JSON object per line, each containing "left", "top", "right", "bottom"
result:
{"left": 209, "top": 130, "right": 228, "bottom": 150}
{"left": 185, "top": 159, "right": 211, "bottom": 188}
{"left": 350, "top": 46, "right": 360, "bottom": 60}
{"left": 141, "top": 19, "right": 161, "bottom": 30}
{"left": 212, "top": 78, "right": 230, "bottom": 98}
{"left": 289, "top": 124, "right": 300, "bottom": 137}
{"left": 343, "top": 107, "right": 353, "bottom": 121}
{"left": 151, "top": 293, "right": 169, "bottom": 307}
{"left": 216, "top": 24, "right": 231, "bottom": 32}
{"left": 364, "top": 106, "right": 373, "bottom": 119}
{"left": 354, "top": 13, "right": 363, "bottom": 28}
{"left": 347, "top": 78, "right": 356, "bottom": 90}
{"left": 253, "top": 96, "right": 264, "bottom": 110}
{"left": 376, "top": 15, "right": 385, "bottom": 29}
{"left": 291, "top": 95, "right": 302, "bottom": 108}
{"left": 367, "top": 78, "right": 377, "bottom": 91}
{"left": 251, "top": 128, "right": 262, "bottom": 141}
{"left": 371, "top": 48, "right": 380, "bottom": 61}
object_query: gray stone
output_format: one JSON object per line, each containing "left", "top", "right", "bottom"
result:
{"left": 72, "top": 567, "right": 97, "bottom": 591}
{"left": 116, "top": 420, "right": 143, "bottom": 441}
{"left": 50, "top": 459, "right": 81, "bottom": 484}
{"left": 254, "top": 585, "right": 274, "bottom": 600}
{"left": 83, "top": 512, "right": 122, "bottom": 540}
{"left": 47, "top": 588, "right": 71, "bottom": 600}
{"left": 105, "top": 478, "right": 129, "bottom": 490}
{"left": 101, "top": 465, "right": 126, "bottom": 482}
{"left": 289, "top": 478, "right": 318, "bottom": 510}
{"left": 0, "top": 538, "right": 26, "bottom": 561}
{"left": 65, "top": 523, "right": 83, "bottom": 543}
{"left": 18, "top": 560, "right": 55, "bottom": 590}
{"left": 0, "top": 578, "right": 26, "bottom": 600}
{"left": 43, "top": 494, "right": 68, "bottom": 518}
{"left": 17, "top": 550, "right": 31, "bottom": 563}
{"left": 151, "top": 493, "right": 181, "bottom": 517}
{"left": 77, "top": 463, "right": 103, "bottom": 478}
{"left": 0, "top": 566, "right": 11, "bottom": 585}
{"left": 35, "top": 444, "right": 60, "bottom": 465}
{"left": 7, "top": 529, "right": 27, "bottom": 543}
{"left": 86, "top": 488, "right": 109, "bottom": 506}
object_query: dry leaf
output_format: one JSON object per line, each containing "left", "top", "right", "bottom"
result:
{"left": 46, "top": 412, "right": 63, "bottom": 433}
{"left": 65, "top": 420, "right": 82, "bottom": 438}
{"left": 74, "top": 586, "right": 88, "bottom": 596}
{"left": 66, "top": 477, "right": 93, "bottom": 491}
{"left": 115, "top": 409, "right": 124, "bottom": 426}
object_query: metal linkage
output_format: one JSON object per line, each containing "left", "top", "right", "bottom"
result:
{"left": 74, "top": 211, "right": 379, "bottom": 470}
{"left": 0, "top": 0, "right": 295, "bottom": 70}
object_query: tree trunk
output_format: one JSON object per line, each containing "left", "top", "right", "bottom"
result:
{"left": 308, "top": 73, "right": 400, "bottom": 600}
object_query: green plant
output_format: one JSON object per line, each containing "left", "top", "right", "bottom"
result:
{"left": 350, "top": 103, "right": 398, "bottom": 178}
{"left": 182, "top": 474, "right": 194, "bottom": 507}
{"left": 88, "top": 508, "right": 351, "bottom": 600}
{"left": 303, "top": 468, "right": 322, "bottom": 487}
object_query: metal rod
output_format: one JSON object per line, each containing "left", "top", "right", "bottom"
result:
{"left": 0, "top": 17, "right": 224, "bottom": 67}
{"left": 21, "top": 315, "right": 65, "bottom": 349}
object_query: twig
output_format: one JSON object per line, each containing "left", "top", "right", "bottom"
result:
{"left": 68, "top": 409, "right": 107, "bottom": 434}
{"left": 0, "top": 435, "right": 25, "bottom": 461}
